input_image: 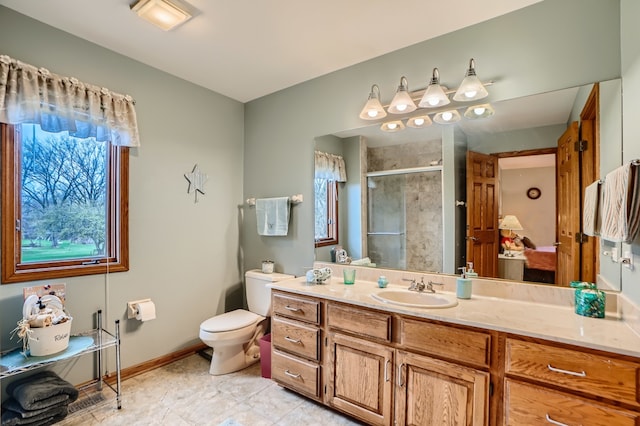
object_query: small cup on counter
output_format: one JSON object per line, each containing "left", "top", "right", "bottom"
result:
{"left": 343, "top": 268, "right": 356, "bottom": 285}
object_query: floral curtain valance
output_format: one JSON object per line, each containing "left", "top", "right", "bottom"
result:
{"left": 0, "top": 55, "right": 140, "bottom": 147}
{"left": 314, "top": 150, "right": 347, "bottom": 182}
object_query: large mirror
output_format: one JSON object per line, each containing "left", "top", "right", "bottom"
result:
{"left": 314, "top": 79, "right": 623, "bottom": 291}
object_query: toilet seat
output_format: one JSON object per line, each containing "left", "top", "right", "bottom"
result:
{"left": 200, "top": 309, "right": 262, "bottom": 333}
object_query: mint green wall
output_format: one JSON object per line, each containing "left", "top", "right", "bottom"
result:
{"left": 0, "top": 7, "right": 245, "bottom": 386}
{"left": 621, "top": 0, "right": 640, "bottom": 305}
{"left": 243, "top": 0, "right": 621, "bottom": 280}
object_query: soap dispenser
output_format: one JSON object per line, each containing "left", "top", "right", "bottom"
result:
{"left": 466, "top": 262, "right": 478, "bottom": 278}
{"left": 456, "top": 266, "right": 472, "bottom": 299}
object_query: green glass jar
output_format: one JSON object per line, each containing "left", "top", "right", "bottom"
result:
{"left": 575, "top": 288, "right": 605, "bottom": 318}
{"left": 570, "top": 281, "right": 596, "bottom": 307}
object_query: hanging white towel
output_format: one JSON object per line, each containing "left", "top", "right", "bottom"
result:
{"left": 256, "top": 197, "right": 290, "bottom": 236}
{"left": 583, "top": 180, "right": 601, "bottom": 236}
{"left": 600, "top": 162, "right": 640, "bottom": 243}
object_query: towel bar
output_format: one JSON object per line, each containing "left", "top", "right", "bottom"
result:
{"left": 246, "top": 194, "right": 303, "bottom": 206}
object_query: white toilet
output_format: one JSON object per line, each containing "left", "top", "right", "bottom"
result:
{"left": 199, "top": 269, "right": 294, "bottom": 375}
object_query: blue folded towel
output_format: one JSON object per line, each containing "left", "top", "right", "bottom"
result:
{"left": 256, "top": 197, "right": 290, "bottom": 236}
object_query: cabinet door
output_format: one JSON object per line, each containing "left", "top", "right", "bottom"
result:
{"left": 327, "top": 333, "right": 393, "bottom": 426}
{"left": 395, "top": 350, "right": 489, "bottom": 426}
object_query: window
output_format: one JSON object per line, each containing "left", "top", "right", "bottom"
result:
{"left": 314, "top": 178, "right": 338, "bottom": 247}
{"left": 1, "top": 123, "right": 129, "bottom": 284}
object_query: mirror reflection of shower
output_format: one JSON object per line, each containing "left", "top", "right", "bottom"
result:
{"left": 366, "top": 167, "right": 443, "bottom": 271}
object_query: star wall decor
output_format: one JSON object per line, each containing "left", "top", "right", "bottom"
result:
{"left": 184, "top": 164, "right": 208, "bottom": 203}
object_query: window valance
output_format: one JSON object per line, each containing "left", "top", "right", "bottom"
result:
{"left": 0, "top": 55, "right": 140, "bottom": 147}
{"left": 315, "top": 150, "right": 347, "bottom": 182}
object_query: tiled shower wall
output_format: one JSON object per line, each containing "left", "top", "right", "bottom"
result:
{"left": 367, "top": 139, "right": 443, "bottom": 272}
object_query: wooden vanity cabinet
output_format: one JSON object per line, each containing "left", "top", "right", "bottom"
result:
{"left": 325, "top": 301, "right": 490, "bottom": 426}
{"left": 270, "top": 291, "right": 323, "bottom": 401}
{"left": 503, "top": 337, "right": 640, "bottom": 425}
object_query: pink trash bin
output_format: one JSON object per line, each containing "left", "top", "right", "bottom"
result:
{"left": 259, "top": 334, "right": 271, "bottom": 378}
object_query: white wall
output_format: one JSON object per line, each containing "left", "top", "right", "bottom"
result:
{"left": 0, "top": 7, "right": 245, "bottom": 385}
{"left": 500, "top": 167, "right": 556, "bottom": 247}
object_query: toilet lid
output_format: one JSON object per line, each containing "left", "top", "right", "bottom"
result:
{"left": 200, "top": 309, "right": 262, "bottom": 332}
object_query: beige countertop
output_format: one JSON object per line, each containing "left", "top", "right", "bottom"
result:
{"left": 270, "top": 276, "right": 640, "bottom": 358}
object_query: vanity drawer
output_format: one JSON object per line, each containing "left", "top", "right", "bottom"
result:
{"left": 327, "top": 303, "right": 391, "bottom": 342}
{"left": 505, "top": 338, "right": 640, "bottom": 407}
{"left": 504, "top": 379, "right": 640, "bottom": 426}
{"left": 399, "top": 317, "right": 491, "bottom": 368}
{"left": 271, "top": 317, "right": 320, "bottom": 361}
{"left": 272, "top": 292, "right": 320, "bottom": 324}
{"left": 272, "top": 349, "right": 321, "bottom": 399}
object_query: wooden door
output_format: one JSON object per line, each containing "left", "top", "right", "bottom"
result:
{"left": 395, "top": 350, "right": 489, "bottom": 426}
{"left": 327, "top": 333, "right": 393, "bottom": 426}
{"left": 466, "top": 151, "right": 499, "bottom": 277}
{"left": 556, "top": 122, "right": 581, "bottom": 286}
{"left": 579, "top": 84, "right": 600, "bottom": 283}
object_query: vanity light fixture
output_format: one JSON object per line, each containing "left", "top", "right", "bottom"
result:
{"left": 464, "top": 103, "right": 495, "bottom": 119}
{"left": 433, "top": 109, "right": 461, "bottom": 124}
{"left": 418, "top": 68, "right": 451, "bottom": 108}
{"left": 131, "top": 0, "right": 192, "bottom": 31}
{"left": 453, "top": 58, "right": 489, "bottom": 102}
{"left": 359, "top": 84, "right": 387, "bottom": 120}
{"left": 406, "top": 115, "right": 433, "bottom": 128}
{"left": 380, "top": 120, "right": 405, "bottom": 132}
{"left": 387, "top": 77, "right": 417, "bottom": 114}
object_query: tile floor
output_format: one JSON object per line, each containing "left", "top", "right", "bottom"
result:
{"left": 58, "top": 354, "right": 364, "bottom": 425}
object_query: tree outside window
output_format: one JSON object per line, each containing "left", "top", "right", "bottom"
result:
{"left": 2, "top": 123, "right": 129, "bottom": 283}
{"left": 314, "top": 178, "right": 338, "bottom": 247}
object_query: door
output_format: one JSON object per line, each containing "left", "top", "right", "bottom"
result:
{"left": 327, "top": 333, "right": 393, "bottom": 426}
{"left": 395, "top": 350, "right": 489, "bottom": 426}
{"left": 556, "top": 122, "right": 581, "bottom": 286}
{"left": 466, "top": 151, "right": 499, "bottom": 277}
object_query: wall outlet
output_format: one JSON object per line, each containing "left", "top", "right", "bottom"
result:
{"left": 127, "top": 299, "right": 151, "bottom": 319}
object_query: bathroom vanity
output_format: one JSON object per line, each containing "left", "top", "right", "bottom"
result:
{"left": 269, "top": 275, "right": 640, "bottom": 426}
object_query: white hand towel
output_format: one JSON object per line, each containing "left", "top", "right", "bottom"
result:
{"left": 256, "top": 197, "right": 290, "bottom": 236}
{"left": 583, "top": 180, "right": 601, "bottom": 236}
{"left": 600, "top": 162, "right": 640, "bottom": 243}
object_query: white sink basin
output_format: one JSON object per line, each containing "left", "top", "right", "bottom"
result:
{"left": 371, "top": 290, "right": 458, "bottom": 309}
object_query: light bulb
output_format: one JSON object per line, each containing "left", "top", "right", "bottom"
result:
{"left": 367, "top": 110, "right": 379, "bottom": 118}
{"left": 427, "top": 98, "right": 439, "bottom": 106}
{"left": 442, "top": 111, "right": 453, "bottom": 121}
{"left": 388, "top": 123, "right": 398, "bottom": 130}
{"left": 465, "top": 90, "right": 478, "bottom": 99}
{"left": 473, "top": 107, "right": 486, "bottom": 116}
{"left": 396, "top": 104, "right": 407, "bottom": 112}
{"left": 414, "top": 118, "right": 425, "bottom": 126}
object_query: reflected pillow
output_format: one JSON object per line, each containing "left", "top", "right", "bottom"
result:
{"left": 522, "top": 236, "right": 536, "bottom": 249}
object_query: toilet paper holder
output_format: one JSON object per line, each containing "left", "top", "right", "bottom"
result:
{"left": 127, "top": 299, "right": 152, "bottom": 319}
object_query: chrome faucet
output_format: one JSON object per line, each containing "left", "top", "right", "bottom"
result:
{"left": 406, "top": 277, "right": 435, "bottom": 293}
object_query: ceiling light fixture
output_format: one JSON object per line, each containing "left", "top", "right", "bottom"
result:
{"left": 406, "top": 115, "right": 433, "bottom": 128}
{"left": 380, "top": 120, "right": 405, "bottom": 132}
{"left": 419, "top": 68, "right": 450, "bottom": 108}
{"left": 359, "top": 84, "right": 387, "bottom": 120}
{"left": 131, "top": 0, "right": 192, "bottom": 31}
{"left": 433, "top": 109, "right": 462, "bottom": 124}
{"left": 453, "top": 58, "right": 489, "bottom": 102}
{"left": 387, "top": 77, "right": 417, "bottom": 114}
{"left": 464, "top": 103, "right": 495, "bottom": 119}
{"left": 358, "top": 58, "right": 493, "bottom": 132}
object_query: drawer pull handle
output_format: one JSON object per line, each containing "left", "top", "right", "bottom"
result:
{"left": 397, "top": 363, "right": 405, "bottom": 387}
{"left": 547, "top": 364, "right": 586, "bottom": 377}
{"left": 384, "top": 359, "right": 391, "bottom": 382}
{"left": 284, "top": 336, "right": 302, "bottom": 344}
{"left": 545, "top": 414, "right": 569, "bottom": 426}
{"left": 284, "top": 305, "right": 302, "bottom": 312}
{"left": 284, "top": 369, "right": 301, "bottom": 379}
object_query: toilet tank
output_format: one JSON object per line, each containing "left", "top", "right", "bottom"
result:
{"left": 245, "top": 269, "right": 294, "bottom": 316}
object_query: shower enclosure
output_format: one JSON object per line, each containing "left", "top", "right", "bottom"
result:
{"left": 366, "top": 167, "right": 443, "bottom": 271}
